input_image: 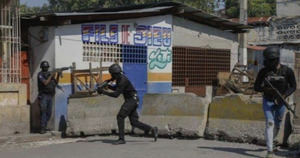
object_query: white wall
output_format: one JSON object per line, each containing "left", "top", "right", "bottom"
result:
{"left": 172, "top": 16, "right": 239, "bottom": 70}
{"left": 277, "top": 0, "right": 300, "bottom": 17}
{"left": 29, "top": 26, "right": 56, "bottom": 102}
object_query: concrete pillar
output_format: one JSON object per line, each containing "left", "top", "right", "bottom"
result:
{"left": 238, "top": 0, "right": 248, "bottom": 66}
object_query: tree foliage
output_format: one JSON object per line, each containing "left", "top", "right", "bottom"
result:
{"left": 21, "top": 0, "right": 216, "bottom": 15}
{"left": 225, "top": 0, "right": 276, "bottom": 18}
{"left": 20, "top": 4, "right": 50, "bottom": 15}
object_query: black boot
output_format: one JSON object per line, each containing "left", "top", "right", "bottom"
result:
{"left": 40, "top": 128, "right": 46, "bottom": 134}
{"left": 113, "top": 138, "right": 126, "bottom": 145}
{"left": 151, "top": 127, "right": 158, "bottom": 142}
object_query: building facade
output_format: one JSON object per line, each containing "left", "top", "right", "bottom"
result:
{"left": 23, "top": 2, "right": 248, "bottom": 130}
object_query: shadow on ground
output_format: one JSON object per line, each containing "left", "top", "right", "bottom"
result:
{"left": 76, "top": 138, "right": 152, "bottom": 145}
{"left": 198, "top": 146, "right": 264, "bottom": 158}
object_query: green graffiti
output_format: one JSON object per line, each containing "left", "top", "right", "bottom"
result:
{"left": 149, "top": 48, "right": 172, "bottom": 70}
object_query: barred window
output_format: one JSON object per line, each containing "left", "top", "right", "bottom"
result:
{"left": 82, "top": 42, "right": 122, "bottom": 63}
{"left": 82, "top": 43, "right": 147, "bottom": 64}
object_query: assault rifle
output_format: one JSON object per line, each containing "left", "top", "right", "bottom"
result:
{"left": 264, "top": 77, "right": 298, "bottom": 118}
{"left": 51, "top": 66, "right": 73, "bottom": 92}
{"left": 96, "top": 80, "right": 111, "bottom": 94}
{"left": 51, "top": 66, "right": 73, "bottom": 78}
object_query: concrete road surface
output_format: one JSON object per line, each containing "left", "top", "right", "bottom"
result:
{"left": 0, "top": 135, "right": 297, "bottom": 158}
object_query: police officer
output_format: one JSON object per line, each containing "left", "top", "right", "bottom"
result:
{"left": 254, "top": 47, "right": 297, "bottom": 158}
{"left": 38, "top": 61, "right": 58, "bottom": 134}
{"left": 98, "top": 64, "right": 158, "bottom": 145}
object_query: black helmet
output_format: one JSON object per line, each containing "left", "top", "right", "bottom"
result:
{"left": 109, "top": 64, "right": 122, "bottom": 74}
{"left": 263, "top": 47, "right": 280, "bottom": 60}
{"left": 40, "top": 61, "right": 50, "bottom": 69}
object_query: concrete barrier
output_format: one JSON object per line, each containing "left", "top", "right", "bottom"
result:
{"left": 138, "top": 92, "right": 211, "bottom": 137}
{"left": 66, "top": 87, "right": 212, "bottom": 137}
{"left": 0, "top": 84, "right": 30, "bottom": 136}
{"left": 205, "top": 94, "right": 290, "bottom": 145}
{"left": 66, "top": 95, "right": 123, "bottom": 136}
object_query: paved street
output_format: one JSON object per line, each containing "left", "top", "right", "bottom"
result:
{"left": 0, "top": 135, "right": 297, "bottom": 158}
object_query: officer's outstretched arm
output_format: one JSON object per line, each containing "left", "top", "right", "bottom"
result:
{"left": 102, "top": 79, "right": 126, "bottom": 98}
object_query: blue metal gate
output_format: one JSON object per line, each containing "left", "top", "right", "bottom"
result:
{"left": 122, "top": 45, "right": 147, "bottom": 112}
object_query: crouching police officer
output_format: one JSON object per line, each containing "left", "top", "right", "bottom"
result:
{"left": 97, "top": 64, "right": 158, "bottom": 145}
{"left": 38, "top": 61, "right": 58, "bottom": 134}
{"left": 254, "top": 47, "right": 296, "bottom": 158}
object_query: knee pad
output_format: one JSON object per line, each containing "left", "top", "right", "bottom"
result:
{"left": 266, "top": 120, "right": 274, "bottom": 128}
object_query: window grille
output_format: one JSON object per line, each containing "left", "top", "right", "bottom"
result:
{"left": 82, "top": 42, "right": 122, "bottom": 63}
{"left": 0, "top": 0, "right": 21, "bottom": 83}
{"left": 172, "top": 47, "right": 230, "bottom": 86}
{"left": 82, "top": 43, "right": 147, "bottom": 64}
{"left": 122, "top": 45, "right": 147, "bottom": 64}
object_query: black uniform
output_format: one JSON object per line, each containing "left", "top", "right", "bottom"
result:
{"left": 254, "top": 64, "right": 296, "bottom": 101}
{"left": 102, "top": 74, "right": 152, "bottom": 140}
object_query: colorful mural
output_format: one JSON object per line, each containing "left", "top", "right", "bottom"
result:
{"left": 149, "top": 48, "right": 172, "bottom": 70}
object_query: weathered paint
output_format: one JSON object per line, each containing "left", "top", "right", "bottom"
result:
{"left": 172, "top": 16, "right": 239, "bottom": 70}
{"left": 277, "top": 0, "right": 300, "bottom": 17}
{"left": 248, "top": 16, "right": 300, "bottom": 45}
{"left": 209, "top": 94, "right": 264, "bottom": 121}
{"left": 0, "top": 83, "right": 27, "bottom": 106}
{"left": 0, "top": 105, "right": 30, "bottom": 136}
{"left": 147, "top": 82, "right": 172, "bottom": 93}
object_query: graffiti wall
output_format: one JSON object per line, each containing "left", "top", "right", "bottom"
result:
{"left": 76, "top": 15, "right": 173, "bottom": 93}
{"left": 52, "top": 15, "right": 173, "bottom": 129}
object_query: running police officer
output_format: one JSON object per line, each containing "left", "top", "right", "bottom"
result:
{"left": 254, "top": 47, "right": 297, "bottom": 158}
{"left": 38, "top": 61, "right": 58, "bottom": 134}
{"left": 97, "top": 64, "right": 158, "bottom": 145}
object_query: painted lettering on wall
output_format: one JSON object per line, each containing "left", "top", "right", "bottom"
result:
{"left": 82, "top": 25, "right": 95, "bottom": 42}
{"left": 133, "top": 25, "right": 171, "bottom": 47}
{"left": 99, "top": 24, "right": 109, "bottom": 43}
{"left": 122, "top": 25, "right": 130, "bottom": 44}
{"left": 81, "top": 24, "right": 171, "bottom": 46}
{"left": 110, "top": 25, "right": 118, "bottom": 43}
{"left": 134, "top": 25, "right": 147, "bottom": 46}
{"left": 149, "top": 48, "right": 172, "bottom": 70}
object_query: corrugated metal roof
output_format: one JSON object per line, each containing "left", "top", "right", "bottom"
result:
{"left": 53, "top": 6, "right": 173, "bottom": 16}
{"left": 230, "top": 17, "right": 272, "bottom": 26}
{"left": 22, "top": 2, "right": 252, "bottom": 33}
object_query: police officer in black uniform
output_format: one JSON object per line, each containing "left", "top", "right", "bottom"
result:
{"left": 98, "top": 64, "right": 158, "bottom": 145}
{"left": 254, "top": 47, "right": 296, "bottom": 158}
{"left": 38, "top": 61, "right": 58, "bottom": 134}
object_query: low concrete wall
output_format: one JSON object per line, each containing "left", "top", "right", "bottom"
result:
{"left": 0, "top": 84, "right": 30, "bottom": 136}
{"left": 66, "top": 95, "right": 124, "bottom": 136}
{"left": 66, "top": 87, "right": 212, "bottom": 137}
{"left": 139, "top": 92, "right": 210, "bottom": 137}
{"left": 0, "top": 84, "right": 27, "bottom": 106}
{"left": 205, "top": 94, "right": 289, "bottom": 145}
{"left": 0, "top": 105, "right": 30, "bottom": 136}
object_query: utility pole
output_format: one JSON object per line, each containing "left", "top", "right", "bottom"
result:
{"left": 238, "top": 0, "right": 248, "bottom": 66}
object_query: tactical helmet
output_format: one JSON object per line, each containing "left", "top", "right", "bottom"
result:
{"left": 109, "top": 64, "right": 122, "bottom": 74}
{"left": 40, "top": 61, "right": 50, "bottom": 69}
{"left": 263, "top": 47, "right": 280, "bottom": 59}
